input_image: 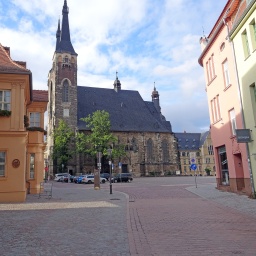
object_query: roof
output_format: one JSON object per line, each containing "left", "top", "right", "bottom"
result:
{"left": 32, "top": 90, "right": 48, "bottom": 102}
{"left": 77, "top": 86, "right": 172, "bottom": 133}
{"left": 174, "top": 132, "right": 208, "bottom": 151}
{"left": 0, "top": 44, "right": 30, "bottom": 74}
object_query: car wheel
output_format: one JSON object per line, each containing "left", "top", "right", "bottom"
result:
{"left": 88, "top": 180, "right": 92, "bottom": 184}
{"left": 102, "top": 180, "right": 105, "bottom": 183}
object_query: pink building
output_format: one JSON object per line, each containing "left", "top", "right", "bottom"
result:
{"left": 198, "top": 0, "right": 252, "bottom": 196}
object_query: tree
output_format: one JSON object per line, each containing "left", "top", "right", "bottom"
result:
{"left": 76, "top": 110, "right": 126, "bottom": 160}
{"left": 51, "top": 119, "right": 75, "bottom": 170}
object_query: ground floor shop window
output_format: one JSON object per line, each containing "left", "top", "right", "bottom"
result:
{"left": 0, "top": 152, "right": 6, "bottom": 176}
{"left": 30, "top": 153, "right": 35, "bottom": 179}
{"left": 218, "top": 146, "right": 229, "bottom": 185}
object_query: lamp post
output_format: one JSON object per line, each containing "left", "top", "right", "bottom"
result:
{"left": 107, "top": 148, "right": 113, "bottom": 194}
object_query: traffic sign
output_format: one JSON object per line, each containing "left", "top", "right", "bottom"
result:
{"left": 190, "top": 164, "right": 197, "bottom": 171}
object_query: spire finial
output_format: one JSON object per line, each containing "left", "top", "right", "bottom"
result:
{"left": 154, "top": 81, "right": 156, "bottom": 91}
{"left": 116, "top": 71, "right": 118, "bottom": 79}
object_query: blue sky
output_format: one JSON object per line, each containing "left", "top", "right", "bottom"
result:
{"left": 0, "top": 0, "right": 227, "bottom": 132}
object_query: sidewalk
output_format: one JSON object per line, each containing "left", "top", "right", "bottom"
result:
{"left": 186, "top": 183, "right": 256, "bottom": 218}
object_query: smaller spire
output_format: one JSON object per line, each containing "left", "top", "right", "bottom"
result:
{"left": 153, "top": 81, "right": 156, "bottom": 91}
{"left": 114, "top": 71, "right": 121, "bottom": 92}
{"left": 56, "top": 19, "right": 61, "bottom": 51}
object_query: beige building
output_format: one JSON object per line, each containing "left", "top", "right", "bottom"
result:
{"left": 0, "top": 44, "right": 47, "bottom": 202}
{"left": 175, "top": 131, "right": 215, "bottom": 176}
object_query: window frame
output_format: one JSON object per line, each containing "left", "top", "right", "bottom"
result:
{"left": 229, "top": 109, "right": 237, "bottom": 136}
{"left": 0, "top": 90, "right": 11, "bottom": 111}
{"left": 29, "top": 112, "right": 40, "bottom": 127}
{"left": 0, "top": 151, "right": 6, "bottom": 177}
{"left": 29, "top": 153, "right": 35, "bottom": 179}
{"left": 222, "top": 59, "right": 231, "bottom": 88}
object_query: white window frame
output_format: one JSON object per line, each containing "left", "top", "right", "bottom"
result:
{"left": 0, "top": 151, "right": 6, "bottom": 177}
{"left": 229, "top": 109, "right": 237, "bottom": 136}
{"left": 29, "top": 112, "right": 40, "bottom": 127}
{"left": 0, "top": 90, "right": 11, "bottom": 111}
{"left": 223, "top": 60, "right": 230, "bottom": 88}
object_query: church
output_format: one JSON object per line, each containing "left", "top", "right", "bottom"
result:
{"left": 46, "top": 0, "right": 179, "bottom": 177}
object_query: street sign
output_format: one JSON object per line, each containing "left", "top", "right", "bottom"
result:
{"left": 190, "top": 164, "right": 197, "bottom": 171}
{"left": 236, "top": 129, "right": 252, "bottom": 143}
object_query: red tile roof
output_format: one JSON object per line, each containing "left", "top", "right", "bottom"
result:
{"left": 0, "top": 44, "right": 30, "bottom": 73}
{"left": 32, "top": 90, "right": 48, "bottom": 102}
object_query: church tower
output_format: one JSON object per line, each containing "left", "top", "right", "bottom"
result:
{"left": 47, "top": 0, "right": 78, "bottom": 174}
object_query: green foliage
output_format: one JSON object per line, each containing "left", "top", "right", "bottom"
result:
{"left": 51, "top": 119, "right": 75, "bottom": 168}
{"left": 0, "top": 110, "right": 11, "bottom": 117}
{"left": 77, "top": 110, "right": 126, "bottom": 160}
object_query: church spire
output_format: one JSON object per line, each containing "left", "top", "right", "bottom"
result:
{"left": 56, "top": 19, "right": 61, "bottom": 51}
{"left": 152, "top": 82, "right": 161, "bottom": 113}
{"left": 55, "top": 0, "right": 77, "bottom": 55}
{"left": 114, "top": 71, "right": 121, "bottom": 92}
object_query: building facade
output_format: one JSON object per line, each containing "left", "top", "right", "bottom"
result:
{"left": 229, "top": 0, "right": 256, "bottom": 195}
{"left": 175, "top": 131, "right": 215, "bottom": 176}
{"left": 46, "top": 0, "right": 179, "bottom": 177}
{"left": 198, "top": 0, "right": 254, "bottom": 196}
{"left": 0, "top": 44, "right": 47, "bottom": 202}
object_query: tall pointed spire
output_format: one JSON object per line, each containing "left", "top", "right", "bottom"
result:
{"left": 55, "top": 0, "right": 77, "bottom": 55}
{"left": 56, "top": 19, "right": 61, "bottom": 51}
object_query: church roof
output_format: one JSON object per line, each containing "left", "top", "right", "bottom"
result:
{"left": 77, "top": 86, "right": 172, "bottom": 133}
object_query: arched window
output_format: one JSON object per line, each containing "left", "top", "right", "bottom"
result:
{"left": 162, "top": 139, "right": 169, "bottom": 162}
{"left": 62, "top": 80, "right": 69, "bottom": 102}
{"left": 147, "top": 138, "right": 153, "bottom": 162}
{"left": 64, "top": 56, "right": 69, "bottom": 63}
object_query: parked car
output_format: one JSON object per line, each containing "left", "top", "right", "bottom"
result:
{"left": 75, "top": 175, "right": 87, "bottom": 184}
{"left": 54, "top": 173, "right": 69, "bottom": 182}
{"left": 100, "top": 173, "right": 110, "bottom": 181}
{"left": 82, "top": 175, "right": 107, "bottom": 184}
{"left": 111, "top": 173, "right": 133, "bottom": 183}
{"left": 63, "top": 175, "right": 74, "bottom": 183}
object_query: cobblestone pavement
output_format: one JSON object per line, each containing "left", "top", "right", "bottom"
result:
{"left": 1, "top": 177, "right": 256, "bottom": 256}
{"left": 114, "top": 177, "right": 256, "bottom": 256}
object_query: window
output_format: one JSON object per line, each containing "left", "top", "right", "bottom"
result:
{"left": 0, "top": 152, "right": 6, "bottom": 176}
{"left": 162, "top": 139, "right": 169, "bottom": 162}
{"left": 64, "top": 56, "right": 69, "bottom": 63}
{"left": 208, "top": 145, "right": 214, "bottom": 155}
{"left": 249, "top": 84, "right": 256, "bottom": 125}
{"left": 218, "top": 146, "right": 229, "bottom": 185}
{"left": 183, "top": 159, "right": 186, "bottom": 165}
{"left": 223, "top": 60, "right": 230, "bottom": 88}
{"left": 206, "top": 158, "right": 210, "bottom": 164}
{"left": 62, "top": 80, "right": 69, "bottom": 102}
{"left": 0, "top": 90, "right": 11, "bottom": 110}
{"left": 229, "top": 109, "right": 237, "bottom": 136}
{"left": 147, "top": 139, "right": 154, "bottom": 162}
{"left": 249, "top": 19, "right": 256, "bottom": 50}
{"left": 182, "top": 152, "right": 185, "bottom": 157}
{"left": 210, "top": 95, "right": 221, "bottom": 123}
{"left": 63, "top": 109, "right": 69, "bottom": 117}
{"left": 206, "top": 54, "right": 215, "bottom": 84}
{"left": 30, "top": 153, "right": 35, "bottom": 179}
{"left": 29, "top": 112, "right": 40, "bottom": 127}
{"left": 242, "top": 30, "right": 250, "bottom": 58}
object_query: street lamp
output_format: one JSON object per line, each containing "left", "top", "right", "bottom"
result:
{"left": 107, "top": 148, "right": 113, "bottom": 194}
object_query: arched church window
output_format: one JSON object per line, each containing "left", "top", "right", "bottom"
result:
{"left": 147, "top": 138, "right": 154, "bottom": 162}
{"left": 162, "top": 139, "right": 169, "bottom": 162}
{"left": 62, "top": 80, "right": 69, "bottom": 102}
{"left": 64, "top": 56, "right": 69, "bottom": 63}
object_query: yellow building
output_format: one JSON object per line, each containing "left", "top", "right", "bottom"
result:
{"left": 229, "top": 0, "right": 256, "bottom": 195}
{"left": 0, "top": 44, "right": 48, "bottom": 202}
{"left": 175, "top": 131, "right": 215, "bottom": 176}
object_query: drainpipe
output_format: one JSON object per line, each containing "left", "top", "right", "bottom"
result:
{"left": 223, "top": 18, "right": 256, "bottom": 198}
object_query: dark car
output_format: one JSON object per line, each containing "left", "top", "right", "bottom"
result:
{"left": 100, "top": 173, "right": 110, "bottom": 181}
{"left": 111, "top": 173, "right": 133, "bottom": 183}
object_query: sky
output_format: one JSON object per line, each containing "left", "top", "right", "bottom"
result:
{"left": 0, "top": 0, "right": 227, "bottom": 132}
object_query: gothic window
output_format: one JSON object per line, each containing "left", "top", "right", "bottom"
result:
{"left": 162, "top": 139, "right": 169, "bottom": 162}
{"left": 131, "top": 137, "right": 138, "bottom": 152}
{"left": 147, "top": 138, "right": 153, "bottom": 162}
{"left": 64, "top": 56, "right": 69, "bottom": 63}
{"left": 62, "top": 80, "right": 69, "bottom": 102}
